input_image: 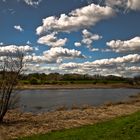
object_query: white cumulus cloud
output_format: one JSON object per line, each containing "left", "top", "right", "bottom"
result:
{"left": 105, "top": 0, "right": 140, "bottom": 11}
{"left": 37, "top": 32, "right": 68, "bottom": 47}
{"left": 0, "top": 45, "right": 33, "bottom": 55}
{"left": 25, "top": 47, "right": 86, "bottom": 64}
{"left": 60, "top": 54, "right": 140, "bottom": 76}
{"left": 74, "top": 42, "right": 81, "bottom": 47}
{"left": 82, "top": 29, "right": 102, "bottom": 49}
{"left": 36, "top": 3, "right": 115, "bottom": 35}
{"left": 106, "top": 37, "right": 140, "bottom": 53}
{"left": 127, "top": 0, "right": 140, "bottom": 10}
{"left": 43, "top": 47, "right": 86, "bottom": 63}
{"left": 61, "top": 54, "right": 140, "bottom": 69}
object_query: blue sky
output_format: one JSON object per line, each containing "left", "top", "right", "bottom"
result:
{"left": 0, "top": 0, "right": 140, "bottom": 77}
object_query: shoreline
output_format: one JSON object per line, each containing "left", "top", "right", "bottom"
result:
{"left": 16, "top": 83, "right": 140, "bottom": 90}
{"left": 0, "top": 93, "right": 140, "bottom": 139}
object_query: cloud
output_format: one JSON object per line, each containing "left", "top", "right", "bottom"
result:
{"left": 82, "top": 29, "right": 102, "bottom": 49}
{"left": 0, "top": 45, "right": 33, "bottom": 56}
{"left": 122, "top": 66, "right": 140, "bottom": 77}
{"left": 60, "top": 54, "right": 140, "bottom": 76}
{"left": 36, "top": 3, "right": 115, "bottom": 35}
{"left": 105, "top": 0, "right": 140, "bottom": 11}
{"left": 14, "top": 25, "right": 24, "bottom": 32}
{"left": 0, "top": 42, "right": 4, "bottom": 45}
{"left": 43, "top": 47, "right": 86, "bottom": 63}
{"left": 106, "top": 37, "right": 140, "bottom": 53}
{"left": 35, "top": 47, "right": 39, "bottom": 51}
{"left": 74, "top": 42, "right": 81, "bottom": 47}
{"left": 127, "top": 0, "right": 140, "bottom": 10}
{"left": 4, "top": 0, "right": 42, "bottom": 7}
{"left": 74, "top": 29, "right": 102, "bottom": 50}
{"left": 92, "top": 54, "right": 140, "bottom": 66}
{"left": 37, "top": 32, "right": 68, "bottom": 47}
{"left": 25, "top": 47, "right": 86, "bottom": 64}
{"left": 61, "top": 54, "right": 140, "bottom": 69}
{"left": 125, "top": 66, "right": 140, "bottom": 71}
{"left": 90, "top": 48, "right": 99, "bottom": 52}
{"left": 105, "top": 0, "right": 128, "bottom": 8}
{"left": 102, "top": 49, "right": 112, "bottom": 52}
{"left": 27, "top": 41, "right": 31, "bottom": 45}
{"left": 24, "top": 53, "right": 140, "bottom": 76}
{"left": 23, "top": 0, "right": 42, "bottom": 7}
{"left": 25, "top": 64, "right": 58, "bottom": 74}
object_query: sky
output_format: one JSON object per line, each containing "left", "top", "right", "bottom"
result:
{"left": 0, "top": 0, "right": 140, "bottom": 77}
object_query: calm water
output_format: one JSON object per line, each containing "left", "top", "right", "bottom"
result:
{"left": 19, "top": 88, "right": 140, "bottom": 113}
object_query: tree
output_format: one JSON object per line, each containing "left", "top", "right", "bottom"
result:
{"left": 0, "top": 51, "right": 24, "bottom": 122}
{"left": 29, "top": 77, "right": 39, "bottom": 85}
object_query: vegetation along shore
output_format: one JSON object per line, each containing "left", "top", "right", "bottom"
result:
{"left": 16, "top": 73, "right": 140, "bottom": 89}
{"left": 0, "top": 93, "right": 140, "bottom": 139}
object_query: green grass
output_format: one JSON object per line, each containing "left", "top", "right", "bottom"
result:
{"left": 17, "top": 111, "right": 140, "bottom": 140}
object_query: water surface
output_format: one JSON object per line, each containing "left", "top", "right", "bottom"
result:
{"left": 19, "top": 88, "right": 140, "bottom": 113}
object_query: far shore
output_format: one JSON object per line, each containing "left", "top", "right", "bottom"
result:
{"left": 16, "top": 83, "right": 140, "bottom": 90}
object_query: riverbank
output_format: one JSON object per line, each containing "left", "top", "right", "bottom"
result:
{"left": 17, "top": 83, "right": 140, "bottom": 90}
{"left": 0, "top": 93, "right": 140, "bottom": 139}
{"left": 18, "top": 111, "right": 140, "bottom": 140}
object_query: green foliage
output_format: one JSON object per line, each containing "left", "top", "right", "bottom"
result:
{"left": 17, "top": 73, "right": 140, "bottom": 85}
{"left": 21, "top": 80, "right": 30, "bottom": 85}
{"left": 29, "top": 77, "right": 39, "bottom": 85}
{"left": 18, "top": 111, "right": 140, "bottom": 140}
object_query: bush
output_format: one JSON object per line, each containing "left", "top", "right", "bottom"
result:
{"left": 29, "top": 77, "right": 39, "bottom": 85}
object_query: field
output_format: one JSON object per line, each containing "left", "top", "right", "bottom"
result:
{"left": 18, "top": 111, "right": 140, "bottom": 140}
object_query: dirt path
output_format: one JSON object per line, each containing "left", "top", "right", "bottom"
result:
{"left": 0, "top": 94, "right": 140, "bottom": 139}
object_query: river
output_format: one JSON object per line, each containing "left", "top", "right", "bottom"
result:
{"left": 19, "top": 88, "right": 140, "bottom": 113}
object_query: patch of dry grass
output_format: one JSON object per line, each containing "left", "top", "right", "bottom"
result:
{"left": 0, "top": 94, "right": 140, "bottom": 139}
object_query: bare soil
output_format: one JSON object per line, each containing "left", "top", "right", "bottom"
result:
{"left": 0, "top": 94, "right": 140, "bottom": 140}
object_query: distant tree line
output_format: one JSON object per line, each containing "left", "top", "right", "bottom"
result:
{"left": 13, "top": 73, "right": 140, "bottom": 85}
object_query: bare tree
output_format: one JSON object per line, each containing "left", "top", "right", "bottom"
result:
{"left": 0, "top": 51, "right": 24, "bottom": 122}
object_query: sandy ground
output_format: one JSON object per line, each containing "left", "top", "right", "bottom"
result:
{"left": 0, "top": 94, "right": 140, "bottom": 140}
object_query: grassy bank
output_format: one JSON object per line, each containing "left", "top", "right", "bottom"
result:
{"left": 1, "top": 94, "right": 139, "bottom": 139}
{"left": 18, "top": 111, "right": 140, "bottom": 140}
